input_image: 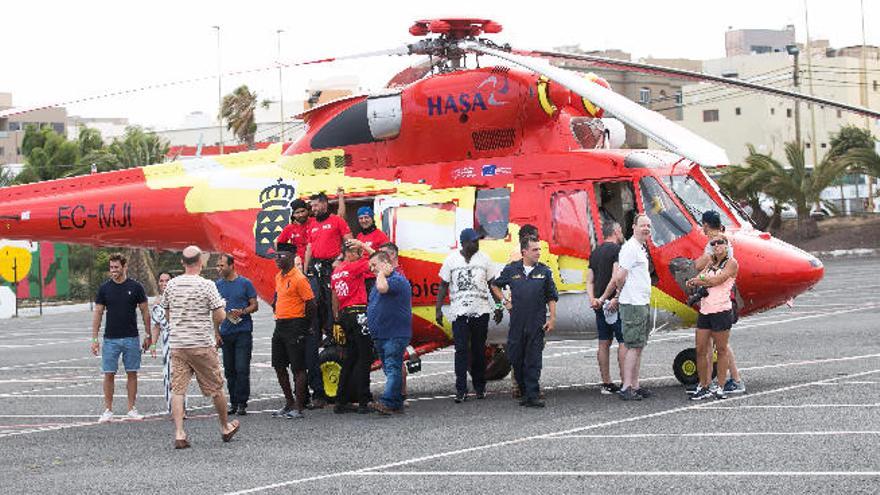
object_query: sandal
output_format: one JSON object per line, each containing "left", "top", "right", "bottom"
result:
{"left": 221, "top": 419, "right": 240, "bottom": 443}
{"left": 174, "top": 436, "right": 190, "bottom": 450}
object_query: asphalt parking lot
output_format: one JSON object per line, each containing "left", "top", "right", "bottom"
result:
{"left": 1, "top": 256, "right": 879, "bottom": 494}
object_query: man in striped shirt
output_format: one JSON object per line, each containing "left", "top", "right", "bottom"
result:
{"left": 156, "top": 246, "right": 240, "bottom": 449}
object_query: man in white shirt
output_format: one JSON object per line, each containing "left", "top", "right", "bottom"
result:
{"left": 597, "top": 214, "right": 653, "bottom": 401}
{"left": 436, "top": 228, "right": 503, "bottom": 403}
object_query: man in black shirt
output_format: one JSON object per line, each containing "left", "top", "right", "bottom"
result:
{"left": 90, "top": 253, "right": 150, "bottom": 423}
{"left": 587, "top": 221, "right": 626, "bottom": 394}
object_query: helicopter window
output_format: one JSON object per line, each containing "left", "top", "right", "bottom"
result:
{"left": 639, "top": 177, "right": 692, "bottom": 247}
{"left": 310, "top": 100, "right": 376, "bottom": 150}
{"left": 550, "top": 190, "right": 596, "bottom": 254}
{"left": 594, "top": 181, "right": 637, "bottom": 239}
{"left": 663, "top": 175, "right": 733, "bottom": 228}
{"left": 380, "top": 202, "right": 457, "bottom": 252}
{"left": 570, "top": 118, "right": 606, "bottom": 149}
{"left": 474, "top": 188, "right": 510, "bottom": 240}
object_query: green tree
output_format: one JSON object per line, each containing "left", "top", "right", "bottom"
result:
{"left": 15, "top": 125, "right": 80, "bottom": 184}
{"left": 0, "top": 165, "right": 15, "bottom": 187}
{"left": 716, "top": 166, "right": 776, "bottom": 231}
{"left": 741, "top": 142, "right": 850, "bottom": 239}
{"left": 107, "top": 126, "right": 169, "bottom": 168}
{"left": 220, "top": 85, "right": 270, "bottom": 149}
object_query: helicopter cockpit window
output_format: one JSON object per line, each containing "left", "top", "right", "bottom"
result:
{"left": 475, "top": 188, "right": 510, "bottom": 240}
{"left": 639, "top": 177, "right": 692, "bottom": 247}
{"left": 550, "top": 190, "right": 596, "bottom": 254}
{"left": 310, "top": 100, "right": 376, "bottom": 150}
{"left": 662, "top": 175, "right": 734, "bottom": 228}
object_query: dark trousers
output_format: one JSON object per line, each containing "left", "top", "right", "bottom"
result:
{"left": 221, "top": 332, "right": 253, "bottom": 406}
{"left": 507, "top": 324, "right": 544, "bottom": 400}
{"left": 306, "top": 266, "right": 330, "bottom": 400}
{"left": 452, "top": 314, "right": 489, "bottom": 395}
{"left": 337, "top": 308, "right": 373, "bottom": 406}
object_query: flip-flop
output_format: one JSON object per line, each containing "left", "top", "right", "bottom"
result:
{"left": 221, "top": 420, "right": 240, "bottom": 443}
{"left": 174, "top": 436, "right": 190, "bottom": 450}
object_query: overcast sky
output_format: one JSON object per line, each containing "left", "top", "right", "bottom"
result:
{"left": 3, "top": 0, "right": 878, "bottom": 129}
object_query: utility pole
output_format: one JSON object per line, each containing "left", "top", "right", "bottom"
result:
{"left": 860, "top": 0, "right": 875, "bottom": 212}
{"left": 803, "top": 0, "right": 820, "bottom": 172}
{"left": 213, "top": 25, "right": 224, "bottom": 155}
{"left": 786, "top": 44, "right": 802, "bottom": 146}
{"left": 277, "top": 29, "right": 285, "bottom": 143}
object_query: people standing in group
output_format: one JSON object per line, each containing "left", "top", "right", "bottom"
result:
{"left": 91, "top": 253, "right": 150, "bottom": 423}
{"left": 331, "top": 241, "right": 374, "bottom": 414}
{"left": 378, "top": 241, "right": 410, "bottom": 399}
{"left": 587, "top": 221, "right": 627, "bottom": 395}
{"left": 303, "top": 191, "right": 352, "bottom": 408}
{"left": 491, "top": 236, "right": 558, "bottom": 408}
{"left": 597, "top": 214, "right": 654, "bottom": 401}
{"left": 687, "top": 232, "right": 738, "bottom": 400}
{"left": 367, "top": 251, "right": 412, "bottom": 415}
{"left": 355, "top": 206, "right": 388, "bottom": 295}
{"left": 277, "top": 199, "right": 314, "bottom": 271}
{"left": 695, "top": 210, "right": 745, "bottom": 395}
{"left": 157, "top": 246, "right": 239, "bottom": 449}
{"left": 270, "top": 243, "right": 316, "bottom": 419}
{"left": 150, "top": 272, "right": 180, "bottom": 415}
{"left": 215, "top": 254, "right": 259, "bottom": 416}
{"left": 436, "top": 228, "right": 503, "bottom": 403}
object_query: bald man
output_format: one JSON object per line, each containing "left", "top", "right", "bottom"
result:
{"left": 156, "top": 246, "right": 240, "bottom": 449}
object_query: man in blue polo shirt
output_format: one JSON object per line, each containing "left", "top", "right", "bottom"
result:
{"left": 216, "top": 254, "right": 259, "bottom": 416}
{"left": 90, "top": 253, "right": 150, "bottom": 423}
{"left": 367, "top": 250, "right": 412, "bottom": 415}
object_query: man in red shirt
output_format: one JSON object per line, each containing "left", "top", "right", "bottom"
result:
{"left": 355, "top": 206, "right": 388, "bottom": 295}
{"left": 331, "top": 242, "right": 374, "bottom": 414}
{"left": 303, "top": 191, "right": 352, "bottom": 407}
{"left": 276, "top": 199, "right": 313, "bottom": 270}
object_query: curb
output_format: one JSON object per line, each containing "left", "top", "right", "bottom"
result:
{"left": 809, "top": 248, "right": 879, "bottom": 259}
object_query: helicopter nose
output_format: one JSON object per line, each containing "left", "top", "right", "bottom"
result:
{"left": 731, "top": 231, "right": 824, "bottom": 314}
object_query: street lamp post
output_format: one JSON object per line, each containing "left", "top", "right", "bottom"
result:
{"left": 277, "top": 29, "right": 285, "bottom": 143}
{"left": 212, "top": 25, "right": 224, "bottom": 154}
{"left": 786, "top": 44, "right": 801, "bottom": 147}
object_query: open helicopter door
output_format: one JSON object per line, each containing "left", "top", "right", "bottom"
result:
{"left": 544, "top": 184, "right": 599, "bottom": 293}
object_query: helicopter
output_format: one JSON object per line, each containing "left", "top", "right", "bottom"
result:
{"left": 3, "top": 18, "right": 868, "bottom": 396}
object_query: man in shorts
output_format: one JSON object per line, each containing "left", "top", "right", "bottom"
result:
{"left": 158, "top": 246, "right": 239, "bottom": 449}
{"left": 597, "top": 214, "right": 653, "bottom": 401}
{"left": 587, "top": 221, "right": 627, "bottom": 394}
{"left": 91, "top": 253, "right": 150, "bottom": 423}
{"left": 271, "top": 243, "right": 316, "bottom": 419}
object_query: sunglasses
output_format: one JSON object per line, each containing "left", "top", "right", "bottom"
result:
{"left": 275, "top": 252, "right": 292, "bottom": 258}
{"left": 710, "top": 239, "right": 727, "bottom": 246}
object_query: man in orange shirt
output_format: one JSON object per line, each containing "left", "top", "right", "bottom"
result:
{"left": 271, "top": 243, "right": 316, "bottom": 419}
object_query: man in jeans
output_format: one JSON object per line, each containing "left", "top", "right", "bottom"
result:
{"left": 597, "top": 214, "right": 654, "bottom": 401}
{"left": 436, "top": 228, "right": 503, "bottom": 403}
{"left": 157, "top": 245, "right": 240, "bottom": 449}
{"left": 216, "top": 253, "right": 259, "bottom": 415}
{"left": 367, "top": 251, "right": 412, "bottom": 415}
{"left": 91, "top": 253, "right": 150, "bottom": 423}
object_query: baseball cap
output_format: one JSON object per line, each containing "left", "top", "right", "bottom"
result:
{"left": 459, "top": 228, "right": 483, "bottom": 243}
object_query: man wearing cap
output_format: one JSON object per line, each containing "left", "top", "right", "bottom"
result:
{"left": 437, "top": 228, "right": 504, "bottom": 403}
{"left": 491, "top": 237, "right": 558, "bottom": 408}
{"left": 695, "top": 210, "right": 745, "bottom": 395}
{"left": 356, "top": 206, "right": 388, "bottom": 295}
{"left": 277, "top": 198, "right": 314, "bottom": 270}
{"left": 587, "top": 221, "right": 627, "bottom": 395}
{"left": 270, "top": 243, "right": 316, "bottom": 419}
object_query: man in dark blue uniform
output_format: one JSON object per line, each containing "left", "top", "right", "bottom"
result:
{"left": 492, "top": 237, "right": 558, "bottom": 408}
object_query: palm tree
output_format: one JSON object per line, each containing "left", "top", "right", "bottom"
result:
{"left": 742, "top": 142, "right": 850, "bottom": 239}
{"left": 219, "top": 85, "right": 270, "bottom": 149}
{"left": 841, "top": 147, "right": 880, "bottom": 178}
{"left": 717, "top": 165, "right": 775, "bottom": 231}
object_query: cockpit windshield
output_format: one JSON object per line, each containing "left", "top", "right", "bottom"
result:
{"left": 663, "top": 173, "right": 736, "bottom": 228}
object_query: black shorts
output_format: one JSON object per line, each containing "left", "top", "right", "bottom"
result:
{"left": 272, "top": 318, "right": 311, "bottom": 371}
{"left": 696, "top": 310, "right": 733, "bottom": 332}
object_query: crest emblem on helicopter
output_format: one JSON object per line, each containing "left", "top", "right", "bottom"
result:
{"left": 254, "top": 178, "right": 296, "bottom": 259}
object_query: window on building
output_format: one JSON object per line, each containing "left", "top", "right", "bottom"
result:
{"left": 8, "top": 122, "right": 21, "bottom": 131}
{"left": 52, "top": 123, "right": 65, "bottom": 135}
{"left": 0, "top": 147, "right": 4, "bottom": 157}
{"left": 674, "top": 91, "right": 683, "bottom": 106}
{"left": 639, "top": 177, "right": 692, "bottom": 247}
{"left": 770, "top": 108, "right": 775, "bottom": 115}
{"left": 786, "top": 108, "right": 793, "bottom": 118}
{"left": 639, "top": 87, "right": 651, "bottom": 105}
{"left": 837, "top": 109, "right": 843, "bottom": 118}
{"left": 874, "top": 80, "right": 878, "bottom": 91}
{"left": 735, "top": 107, "right": 741, "bottom": 116}
{"left": 474, "top": 188, "right": 510, "bottom": 240}
{"left": 550, "top": 189, "right": 596, "bottom": 254}
{"left": 821, "top": 143, "right": 827, "bottom": 148}
{"left": 805, "top": 142, "right": 811, "bottom": 149}
{"left": 702, "top": 109, "right": 719, "bottom": 122}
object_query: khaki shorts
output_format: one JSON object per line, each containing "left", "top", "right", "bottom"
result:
{"left": 171, "top": 347, "right": 225, "bottom": 397}
{"left": 620, "top": 304, "right": 651, "bottom": 349}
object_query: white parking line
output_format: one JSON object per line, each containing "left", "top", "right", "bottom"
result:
{"left": 698, "top": 403, "right": 880, "bottom": 410}
{"left": 351, "top": 471, "right": 880, "bottom": 477}
{"left": 552, "top": 431, "right": 880, "bottom": 439}
{"left": 224, "top": 368, "right": 880, "bottom": 494}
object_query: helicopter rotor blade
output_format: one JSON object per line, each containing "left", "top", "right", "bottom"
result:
{"left": 461, "top": 41, "right": 730, "bottom": 166}
{"left": 514, "top": 48, "right": 880, "bottom": 121}
{"left": 0, "top": 46, "right": 414, "bottom": 119}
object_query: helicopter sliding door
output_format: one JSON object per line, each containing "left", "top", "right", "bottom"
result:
{"left": 546, "top": 186, "right": 598, "bottom": 292}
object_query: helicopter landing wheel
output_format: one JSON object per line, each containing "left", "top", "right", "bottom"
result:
{"left": 318, "top": 345, "right": 344, "bottom": 402}
{"left": 673, "top": 347, "right": 717, "bottom": 386}
{"left": 485, "top": 345, "right": 511, "bottom": 381}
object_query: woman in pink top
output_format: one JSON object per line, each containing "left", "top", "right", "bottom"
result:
{"left": 686, "top": 234, "right": 738, "bottom": 401}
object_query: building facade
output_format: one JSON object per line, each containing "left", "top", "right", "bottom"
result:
{"left": 0, "top": 93, "right": 68, "bottom": 166}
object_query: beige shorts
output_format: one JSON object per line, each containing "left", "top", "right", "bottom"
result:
{"left": 170, "top": 347, "right": 225, "bottom": 398}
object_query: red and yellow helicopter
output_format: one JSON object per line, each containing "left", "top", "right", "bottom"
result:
{"left": 2, "top": 18, "right": 873, "bottom": 393}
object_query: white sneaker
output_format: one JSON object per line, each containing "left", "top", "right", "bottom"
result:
{"left": 98, "top": 409, "right": 113, "bottom": 423}
{"left": 126, "top": 408, "right": 144, "bottom": 420}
